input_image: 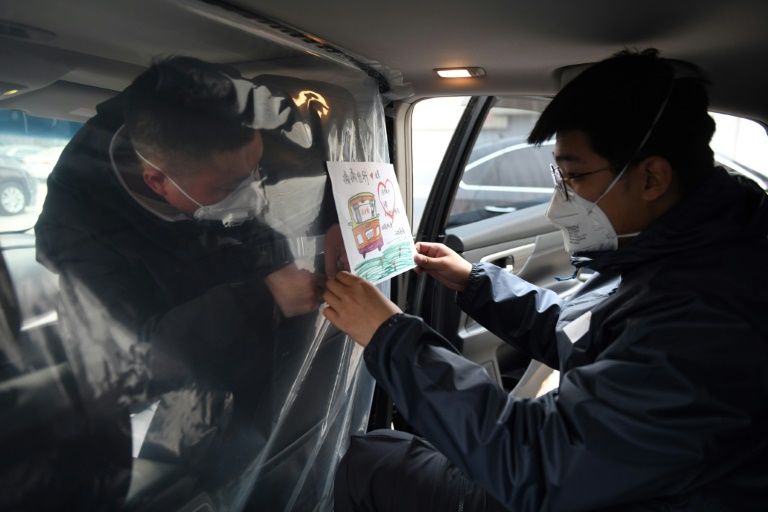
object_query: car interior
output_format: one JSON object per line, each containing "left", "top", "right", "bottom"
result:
{"left": 1, "top": 0, "right": 767, "bottom": 510}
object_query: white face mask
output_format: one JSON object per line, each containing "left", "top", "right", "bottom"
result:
{"left": 546, "top": 166, "right": 639, "bottom": 254}
{"left": 135, "top": 149, "right": 268, "bottom": 227}
{"left": 189, "top": 173, "right": 268, "bottom": 227}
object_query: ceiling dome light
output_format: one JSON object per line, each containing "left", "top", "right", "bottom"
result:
{"left": 0, "top": 82, "right": 27, "bottom": 97}
{"left": 434, "top": 67, "right": 486, "bottom": 79}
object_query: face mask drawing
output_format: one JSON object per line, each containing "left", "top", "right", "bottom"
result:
{"left": 135, "top": 149, "right": 268, "bottom": 227}
{"left": 546, "top": 166, "right": 638, "bottom": 254}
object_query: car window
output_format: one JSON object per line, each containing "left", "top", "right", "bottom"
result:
{"left": 410, "top": 96, "right": 470, "bottom": 232}
{"left": 441, "top": 102, "right": 768, "bottom": 230}
{"left": 710, "top": 112, "right": 768, "bottom": 189}
{"left": 446, "top": 97, "right": 551, "bottom": 228}
{"left": 0, "top": 110, "right": 81, "bottom": 231}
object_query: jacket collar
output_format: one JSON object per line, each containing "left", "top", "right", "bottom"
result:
{"left": 572, "top": 167, "right": 768, "bottom": 273}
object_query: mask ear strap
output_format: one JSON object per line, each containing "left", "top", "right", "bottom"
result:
{"left": 590, "top": 162, "right": 630, "bottom": 211}
{"left": 591, "top": 78, "right": 677, "bottom": 211}
{"left": 134, "top": 148, "right": 204, "bottom": 208}
{"left": 134, "top": 147, "right": 162, "bottom": 172}
{"left": 626, "top": 80, "right": 676, "bottom": 165}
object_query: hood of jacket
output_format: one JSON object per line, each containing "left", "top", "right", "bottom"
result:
{"left": 573, "top": 167, "right": 768, "bottom": 273}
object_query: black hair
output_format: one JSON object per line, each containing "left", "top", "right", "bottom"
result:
{"left": 528, "top": 48, "right": 716, "bottom": 192}
{"left": 123, "top": 56, "right": 256, "bottom": 169}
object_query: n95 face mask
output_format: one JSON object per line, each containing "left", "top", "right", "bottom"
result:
{"left": 546, "top": 166, "right": 639, "bottom": 255}
{"left": 545, "top": 186, "right": 620, "bottom": 254}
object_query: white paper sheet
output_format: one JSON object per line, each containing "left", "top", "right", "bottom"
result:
{"left": 326, "top": 161, "right": 416, "bottom": 283}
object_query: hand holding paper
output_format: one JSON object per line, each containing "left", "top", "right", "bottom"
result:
{"left": 322, "top": 271, "right": 402, "bottom": 346}
{"left": 413, "top": 242, "right": 473, "bottom": 291}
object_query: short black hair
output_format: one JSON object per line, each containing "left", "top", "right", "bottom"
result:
{"left": 124, "top": 56, "right": 256, "bottom": 169}
{"left": 528, "top": 48, "right": 716, "bottom": 192}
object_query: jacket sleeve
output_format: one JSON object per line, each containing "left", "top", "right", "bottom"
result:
{"left": 457, "top": 262, "right": 563, "bottom": 368}
{"left": 364, "top": 307, "right": 762, "bottom": 511}
{"left": 36, "top": 217, "right": 278, "bottom": 399}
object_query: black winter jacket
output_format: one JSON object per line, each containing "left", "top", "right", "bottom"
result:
{"left": 36, "top": 94, "right": 294, "bottom": 396}
{"left": 365, "top": 168, "right": 768, "bottom": 511}
{"left": 31, "top": 90, "right": 301, "bottom": 507}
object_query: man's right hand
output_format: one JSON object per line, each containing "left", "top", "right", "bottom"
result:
{"left": 413, "top": 242, "right": 472, "bottom": 292}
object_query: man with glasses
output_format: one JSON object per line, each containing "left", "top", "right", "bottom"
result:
{"left": 326, "top": 49, "right": 768, "bottom": 511}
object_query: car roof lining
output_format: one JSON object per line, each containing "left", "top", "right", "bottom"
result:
{"left": 0, "top": 0, "right": 767, "bottom": 126}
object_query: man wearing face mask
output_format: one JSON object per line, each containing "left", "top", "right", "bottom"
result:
{"left": 326, "top": 49, "right": 768, "bottom": 511}
{"left": 33, "top": 57, "right": 333, "bottom": 506}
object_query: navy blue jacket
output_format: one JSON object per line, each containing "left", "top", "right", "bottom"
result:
{"left": 365, "top": 168, "right": 768, "bottom": 511}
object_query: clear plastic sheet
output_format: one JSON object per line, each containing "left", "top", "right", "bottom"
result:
{"left": 0, "top": 55, "right": 387, "bottom": 511}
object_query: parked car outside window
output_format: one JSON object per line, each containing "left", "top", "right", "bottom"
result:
{"left": 0, "top": 156, "right": 36, "bottom": 216}
{"left": 0, "top": 110, "right": 81, "bottom": 228}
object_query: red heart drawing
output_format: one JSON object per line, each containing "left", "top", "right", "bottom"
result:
{"left": 377, "top": 179, "right": 396, "bottom": 221}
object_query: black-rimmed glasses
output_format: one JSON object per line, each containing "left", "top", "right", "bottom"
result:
{"left": 549, "top": 164, "right": 613, "bottom": 201}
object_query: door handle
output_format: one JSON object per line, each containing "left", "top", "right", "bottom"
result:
{"left": 480, "top": 243, "right": 536, "bottom": 274}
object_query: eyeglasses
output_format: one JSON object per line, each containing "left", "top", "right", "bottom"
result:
{"left": 549, "top": 164, "right": 613, "bottom": 201}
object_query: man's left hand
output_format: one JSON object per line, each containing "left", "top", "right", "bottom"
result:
{"left": 322, "top": 271, "right": 401, "bottom": 346}
{"left": 265, "top": 263, "right": 321, "bottom": 317}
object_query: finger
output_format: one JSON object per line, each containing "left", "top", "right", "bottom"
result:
{"left": 418, "top": 242, "right": 447, "bottom": 258}
{"left": 415, "top": 241, "right": 437, "bottom": 255}
{"left": 322, "top": 287, "right": 342, "bottom": 308}
{"left": 322, "top": 304, "right": 341, "bottom": 325}
{"left": 433, "top": 245, "right": 455, "bottom": 259}
{"left": 334, "top": 270, "right": 360, "bottom": 286}
{"left": 324, "top": 281, "right": 348, "bottom": 303}
{"left": 346, "top": 272, "right": 377, "bottom": 294}
{"left": 414, "top": 253, "right": 445, "bottom": 270}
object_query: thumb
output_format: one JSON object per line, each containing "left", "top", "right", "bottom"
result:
{"left": 414, "top": 252, "right": 446, "bottom": 270}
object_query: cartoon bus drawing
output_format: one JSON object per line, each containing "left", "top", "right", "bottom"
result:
{"left": 348, "top": 192, "right": 384, "bottom": 258}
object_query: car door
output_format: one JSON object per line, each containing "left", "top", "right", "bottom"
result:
{"left": 405, "top": 95, "right": 581, "bottom": 401}
{"left": 403, "top": 98, "right": 768, "bottom": 407}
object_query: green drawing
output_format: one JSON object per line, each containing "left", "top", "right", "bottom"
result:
{"left": 354, "top": 240, "right": 414, "bottom": 282}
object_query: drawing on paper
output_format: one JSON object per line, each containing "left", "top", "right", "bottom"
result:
{"left": 326, "top": 161, "right": 417, "bottom": 284}
{"left": 348, "top": 192, "right": 383, "bottom": 258}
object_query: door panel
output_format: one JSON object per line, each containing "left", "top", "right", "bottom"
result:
{"left": 444, "top": 204, "right": 574, "bottom": 392}
{"left": 412, "top": 96, "right": 572, "bottom": 396}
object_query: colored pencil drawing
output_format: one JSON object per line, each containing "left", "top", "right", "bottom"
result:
{"left": 354, "top": 240, "right": 415, "bottom": 283}
{"left": 327, "top": 162, "right": 416, "bottom": 283}
{"left": 348, "top": 192, "right": 384, "bottom": 258}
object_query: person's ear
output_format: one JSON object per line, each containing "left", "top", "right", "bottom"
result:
{"left": 639, "top": 156, "right": 675, "bottom": 201}
{"left": 142, "top": 167, "right": 169, "bottom": 198}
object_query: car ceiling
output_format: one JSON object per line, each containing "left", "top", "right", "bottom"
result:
{"left": 245, "top": 0, "right": 768, "bottom": 121}
{"left": 1, "top": 0, "right": 767, "bottom": 125}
